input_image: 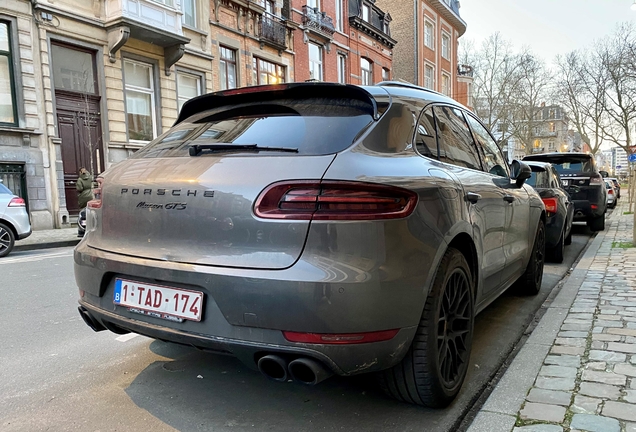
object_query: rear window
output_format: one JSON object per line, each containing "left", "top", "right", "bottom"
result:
{"left": 0, "top": 183, "right": 12, "bottom": 194}
{"left": 526, "top": 169, "right": 550, "bottom": 188}
{"left": 135, "top": 98, "right": 374, "bottom": 158}
{"left": 535, "top": 157, "right": 595, "bottom": 175}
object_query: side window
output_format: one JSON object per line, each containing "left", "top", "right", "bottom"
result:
{"left": 464, "top": 114, "right": 508, "bottom": 177}
{"left": 414, "top": 107, "right": 437, "bottom": 158}
{"left": 433, "top": 106, "right": 482, "bottom": 170}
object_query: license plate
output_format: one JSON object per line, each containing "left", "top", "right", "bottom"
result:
{"left": 562, "top": 180, "right": 570, "bottom": 186}
{"left": 114, "top": 279, "right": 203, "bottom": 322}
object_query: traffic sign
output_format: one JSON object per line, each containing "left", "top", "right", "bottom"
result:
{"left": 629, "top": 153, "right": 636, "bottom": 163}
{"left": 617, "top": 165, "right": 622, "bottom": 169}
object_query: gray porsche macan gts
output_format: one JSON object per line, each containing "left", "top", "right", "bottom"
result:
{"left": 75, "top": 82, "right": 546, "bottom": 407}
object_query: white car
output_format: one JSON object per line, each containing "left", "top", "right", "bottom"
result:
{"left": 0, "top": 182, "right": 31, "bottom": 257}
{"left": 605, "top": 179, "right": 617, "bottom": 209}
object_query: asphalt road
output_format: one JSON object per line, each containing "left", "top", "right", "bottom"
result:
{"left": 0, "top": 225, "right": 594, "bottom": 432}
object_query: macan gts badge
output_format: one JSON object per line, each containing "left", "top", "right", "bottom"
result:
{"left": 75, "top": 82, "right": 546, "bottom": 408}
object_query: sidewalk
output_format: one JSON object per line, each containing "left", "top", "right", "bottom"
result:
{"left": 14, "top": 226, "right": 81, "bottom": 252}
{"left": 469, "top": 200, "right": 636, "bottom": 432}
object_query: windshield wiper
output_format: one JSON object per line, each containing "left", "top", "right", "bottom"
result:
{"left": 189, "top": 143, "right": 298, "bottom": 156}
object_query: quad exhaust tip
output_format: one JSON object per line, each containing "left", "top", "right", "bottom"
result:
{"left": 288, "top": 358, "right": 334, "bottom": 386}
{"left": 257, "top": 354, "right": 289, "bottom": 382}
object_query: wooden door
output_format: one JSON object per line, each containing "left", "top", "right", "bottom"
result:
{"left": 56, "top": 92, "right": 103, "bottom": 215}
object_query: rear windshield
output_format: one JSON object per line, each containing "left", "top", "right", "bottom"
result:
{"left": 135, "top": 98, "right": 374, "bottom": 158}
{"left": 542, "top": 157, "right": 594, "bottom": 175}
{"left": 0, "top": 183, "right": 12, "bottom": 194}
{"left": 526, "top": 169, "right": 550, "bottom": 188}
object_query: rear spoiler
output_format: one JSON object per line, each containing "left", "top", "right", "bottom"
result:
{"left": 175, "top": 82, "right": 379, "bottom": 125}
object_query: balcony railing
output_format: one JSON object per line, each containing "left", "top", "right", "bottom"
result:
{"left": 105, "top": 0, "right": 184, "bottom": 37}
{"left": 258, "top": 13, "right": 287, "bottom": 50}
{"left": 302, "top": 5, "right": 335, "bottom": 37}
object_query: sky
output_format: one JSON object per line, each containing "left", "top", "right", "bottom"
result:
{"left": 459, "top": 0, "right": 636, "bottom": 63}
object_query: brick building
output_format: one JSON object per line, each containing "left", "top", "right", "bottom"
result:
{"left": 290, "top": 0, "right": 395, "bottom": 85}
{"left": 375, "top": 0, "right": 472, "bottom": 108}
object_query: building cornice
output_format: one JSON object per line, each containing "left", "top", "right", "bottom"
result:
{"left": 427, "top": 0, "right": 466, "bottom": 37}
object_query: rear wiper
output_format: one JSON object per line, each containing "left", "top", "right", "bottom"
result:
{"left": 189, "top": 143, "right": 298, "bottom": 156}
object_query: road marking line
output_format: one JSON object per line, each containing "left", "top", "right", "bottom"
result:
{"left": 116, "top": 333, "right": 140, "bottom": 342}
{"left": 0, "top": 250, "right": 73, "bottom": 264}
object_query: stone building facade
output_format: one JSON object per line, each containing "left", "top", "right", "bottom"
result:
{"left": 1, "top": 0, "right": 397, "bottom": 231}
{"left": 374, "top": 0, "right": 472, "bottom": 108}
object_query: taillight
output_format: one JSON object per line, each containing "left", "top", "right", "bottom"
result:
{"left": 608, "top": 189, "right": 614, "bottom": 195}
{"left": 8, "top": 197, "right": 25, "bottom": 207}
{"left": 542, "top": 197, "right": 558, "bottom": 214}
{"left": 283, "top": 329, "right": 399, "bottom": 344}
{"left": 87, "top": 177, "right": 104, "bottom": 209}
{"left": 254, "top": 181, "right": 418, "bottom": 220}
{"left": 590, "top": 176, "right": 603, "bottom": 185}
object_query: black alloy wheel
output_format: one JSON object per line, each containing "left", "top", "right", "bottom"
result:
{"left": 378, "top": 248, "right": 474, "bottom": 407}
{"left": 516, "top": 220, "right": 545, "bottom": 296}
{"left": 0, "top": 222, "right": 15, "bottom": 258}
{"left": 437, "top": 269, "right": 472, "bottom": 388}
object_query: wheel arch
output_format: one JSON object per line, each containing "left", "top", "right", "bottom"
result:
{"left": 447, "top": 233, "right": 479, "bottom": 300}
{"left": 0, "top": 218, "right": 18, "bottom": 238}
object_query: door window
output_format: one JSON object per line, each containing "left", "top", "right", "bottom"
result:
{"left": 465, "top": 113, "right": 508, "bottom": 177}
{"left": 434, "top": 106, "right": 481, "bottom": 170}
{"left": 50, "top": 44, "right": 96, "bottom": 94}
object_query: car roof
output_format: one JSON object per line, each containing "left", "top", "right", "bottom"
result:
{"left": 524, "top": 152, "right": 593, "bottom": 160}
{"left": 372, "top": 81, "right": 467, "bottom": 107}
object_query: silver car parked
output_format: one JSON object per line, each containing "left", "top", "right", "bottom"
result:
{"left": 75, "top": 82, "right": 546, "bottom": 407}
{"left": 0, "top": 182, "right": 31, "bottom": 257}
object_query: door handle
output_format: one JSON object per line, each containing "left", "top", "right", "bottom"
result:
{"left": 465, "top": 192, "right": 481, "bottom": 204}
{"left": 503, "top": 195, "right": 515, "bottom": 203}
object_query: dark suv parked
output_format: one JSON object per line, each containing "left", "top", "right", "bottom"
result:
{"left": 524, "top": 153, "right": 606, "bottom": 231}
{"left": 75, "top": 82, "right": 546, "bottom": 408}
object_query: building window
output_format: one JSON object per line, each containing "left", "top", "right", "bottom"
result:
{"left": 0, "top": 21, "right": 17, "bottom": 126}
{"left": 265, "top": 0, "right": 275, "bottom": 15}
{"left": 441, "top": 33, "right": 450, "bottom": 59}
{"left": 337, "top": 54, "right": 346, "bottom": 84}
{"left": 424, "top": 64, "right": 434, "bottom": 89}
{"left": 309, "top": 42, "right": 323, "bottom": 81}
{"left": 152, "top": 0, "right": 174, "bottom": 7}
{"left": 182, "top": 0, "right": 196, "bottom": 27}
{"left": 361, "top": 58, "right": 373, "bottom": 85}
{"left": 307, "top": 0, "right": 319, "bottom": 9}
{"left": 123, "top": 59, "right": 157, "bottom": 142}
{"left": 177, "top": 71, "right": 202, "bottom": 112}
{"left": 219, "top": 46, "right": 237, "bottom": 90}
{"left": 382, "top": 67, "right": 390, "bottom": 81}
{"left": 549, "top": 108, "right": 556, "bottom": 119}
{"left": 335, "top": 0, "right": 343, "bottom": 31}
{"left": 549, "top": 122, "right": 556, "bottom": 132}
{"left": 442, "top": 73, "right": 450, "bottom": 96}
{"left": 362, "top": 4, "right": 370, "bottom": 22}
{"left": 467, "top": 82, "right": 473, "bottom": 106}
{"left": 424, "top": 21, "right": 434, "bottom": 49}
{"left": 253, "top": 57, "right": 285, "bottom": 85}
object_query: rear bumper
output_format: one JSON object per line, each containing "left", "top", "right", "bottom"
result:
{"left": 572, "top": 199, "right": 605, "bottom": 221}
{"left": 77, "top": 301, "right": 416, "bottom": 375}
{"left": 74, "top": 240, "right": 428, "bottom": 375}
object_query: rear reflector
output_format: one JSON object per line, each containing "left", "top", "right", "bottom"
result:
{"left": 591, "top": 204, "right": 598, "bottom": 210}
{"left": 8, "top": 197, "right": 25, "bottom": 207}
{"left": 541, "top": 197, "right": 558, "bottom": 214}
{"left": 283, "top": 329, "right": 399, "bottom": 344}
{"left": 254, "top": 181, "right": 418, "bottom": 221}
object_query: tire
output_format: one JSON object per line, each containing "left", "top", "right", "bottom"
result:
{"left": 564, "top": 227, "right": 572, "bottom": 246}
{"left": 548, "top": 228, "right": 565, "bottom": 264}
{"left": 516, "top": 220, "right": 545, "bottom": 296}
{"left": 0, "top": 222, "right": 15, "bottom": 258}
{"left": 588, "top": 215, "right": 605, "bottom": 232}
{"left": 378, "top": 248, "right": 474, "bottom": 408}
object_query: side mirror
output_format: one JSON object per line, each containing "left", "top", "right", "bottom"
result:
{"left": 510, "top": 160, "right": 532, "bottom": 187}
{"left": 599, "top": 170, "right": 609, "bottom": 178}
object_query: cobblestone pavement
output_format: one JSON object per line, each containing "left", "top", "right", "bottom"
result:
{"left": 510, "top": 203, "right": 636, "bottom": 432}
